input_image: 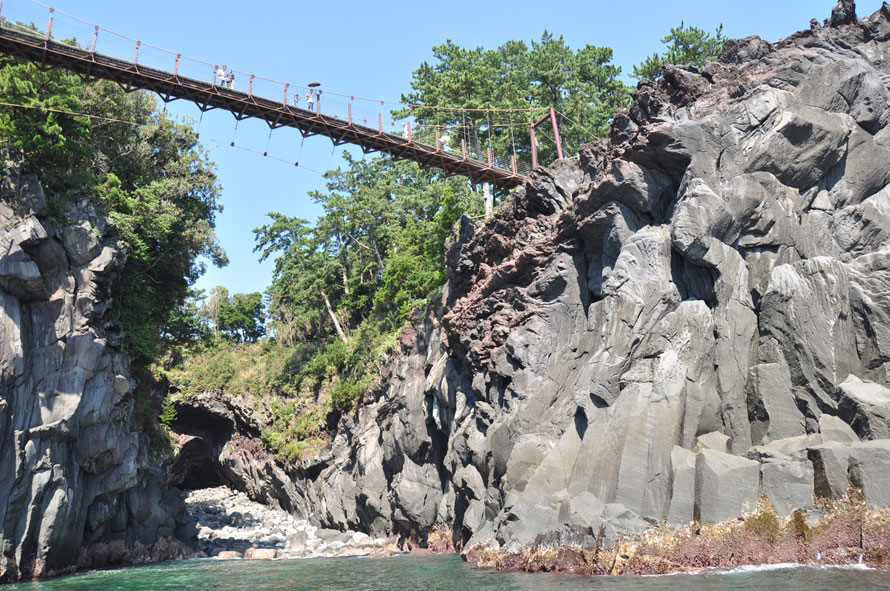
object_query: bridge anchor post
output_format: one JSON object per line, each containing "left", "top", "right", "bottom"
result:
{"left": 44, "top": 8, "right": 54, "bottom": 47}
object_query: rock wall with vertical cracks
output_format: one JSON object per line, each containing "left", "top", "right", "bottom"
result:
{"left": 0, "top": 164, "right": 196, "bottom": 582}
{"left": 218, "top": 2, "right": 890, "bottom": 552}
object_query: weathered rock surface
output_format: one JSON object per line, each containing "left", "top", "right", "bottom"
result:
{"left": 256, "top": 1, "right": 890, "bottom": 551}
{"left": 166, "top": 2, "right": 890, "bottom": 555}
{"left": 165, "top": 2, "right": 890, "bottom": 556}
{"left": 0, "top": 165, "right": 195, "bottom": 581}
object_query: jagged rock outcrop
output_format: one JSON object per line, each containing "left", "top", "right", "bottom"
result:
{"left": 0, "top": 165, "right": 195, "bottom": 582}
{"left": 177, "top": 0, "right": 890, "bottom": 555}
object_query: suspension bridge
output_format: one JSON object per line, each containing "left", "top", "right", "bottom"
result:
{"left": 0, "top": 2, "right": 570, "bottom": 190}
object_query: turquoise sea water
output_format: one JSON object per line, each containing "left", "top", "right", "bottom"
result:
{"left": 7, "top": 555, "right": 890, "bottom": 591}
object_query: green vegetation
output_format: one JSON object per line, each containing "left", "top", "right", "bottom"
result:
{"left": 743, "top": 497, "right": 784, "bottom": 544}
{"left": 159, "top": 394, "right": 178, "bottom": 427}
{"left": 0, "top": 48, "right": 225, "bottom": 447}
{"left": 0, "top": 54, "right": 226, "bottom": 364}
{"left": 398, "top": 32, "right": 632, "bottom": 167}
{"left": 632, "top": 22, "right": 728, "bottom": 80}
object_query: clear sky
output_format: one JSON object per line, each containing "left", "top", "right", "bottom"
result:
{"left": 5, "top": 0, "right": 884, "bottom": 296}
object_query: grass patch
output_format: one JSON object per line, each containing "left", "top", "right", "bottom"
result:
{"left": 160, "top": 313, "right": 406, "bottom": 459}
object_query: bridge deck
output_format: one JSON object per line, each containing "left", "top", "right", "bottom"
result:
{"left": 0, "top": 24, "right": 525, "bottom": 190}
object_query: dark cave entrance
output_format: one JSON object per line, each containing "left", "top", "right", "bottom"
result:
{"left": 168, "top": 404, "right": 235, "bottom": 490}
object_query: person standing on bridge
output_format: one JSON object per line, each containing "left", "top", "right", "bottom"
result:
{"left": 217, "top": 65, "right": 227, "bottom": 87}
{"left": 226, "top": 69, "right": 235, "bottom": 89}
{"left": 306, "top": 89, "right": 315, "bottom": 112}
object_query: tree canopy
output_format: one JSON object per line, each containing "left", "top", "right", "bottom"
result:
{"left": 632, "top": 22, "right": 727, "bottom": 80}
{"left": 254, "top": 155, "right": 478, "bottom": 348}
{"left": 397, "top": 32, "right": 632, "bottom": 171}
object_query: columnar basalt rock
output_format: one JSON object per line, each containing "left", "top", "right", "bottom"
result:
{"left": 251, "top": 1, "right": 890, "bottom": 553}
{"left": 0, "top": 165, "right": 194, "bottom": 582}
{"left": 19, "top": 0, "right": 890, "bottom": 570}
{"left": 172, "top": 2, "right": 890, "bottom": 554}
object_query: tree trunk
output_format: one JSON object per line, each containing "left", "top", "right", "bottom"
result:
{"left": 483, "top": 182, "right": 492, "bottom": 221}
{"left": 370, "top": 235, "right": 385, "bottom": 274}
{"left": 320, "top": 289, "right": 348, "bottom": 343}
{"left": 341, "top": 268, "right": 350, "bottom": 295}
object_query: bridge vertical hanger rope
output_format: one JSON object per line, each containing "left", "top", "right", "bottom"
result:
{"left": 486, "top": 110, "right": 492, "bottom": 166}
{"left": 230, "top": 119, "right": 239, "bottom": 147}
{"left": 509, "top": 111, "right": 517, "bottom": 174}
{"left": 295, "top": 134, "right": 305, "bottom": 166}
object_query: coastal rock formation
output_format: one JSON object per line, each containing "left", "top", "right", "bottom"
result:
{"left": 0, "top": 165, "right": 195, "bottom": 582}
{"left": 11, "top": 0, "right": 890, "bottom": 578}
{"left": 214, "top": 0, "right": 890, "bottom": 552}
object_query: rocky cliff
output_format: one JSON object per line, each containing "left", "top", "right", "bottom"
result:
{"left": 176, "top": 1, "right": 890, "bottom": 553}
{"left": 0, "top": 164, "right": 195, "bottom": 582}
{"left": 9, "top": 0, "right": 890, "bottom": 580}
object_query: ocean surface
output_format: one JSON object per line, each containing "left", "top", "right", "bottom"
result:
{"left": 7, "top": 555, "right": 890, "bottom": 591}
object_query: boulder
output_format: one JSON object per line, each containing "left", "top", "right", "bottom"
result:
{"left": 243, "top": 548, "right": 277, "bottom": 560}
{"left": 819, "top": 414, "right": 860, "bottom": 443}
{"left": 837, "top": 375, "right": 890, "bottom": 440}
{"left": 848, "top": 440, "right": 890, "bottom": 505}
{"left": 761, "top": 460, "right": 814, "bottom": 515}
{"left": 696, "top": 432, "right": 732, "bottom": 454}
{"left": 695, "top": 450, "right": 761, "bottom": 523}
{"left": 808, "top": 442, "right": 852, "bottom": 499}
{"left": 666, "top": 446, "right": 697, "bottom": 526}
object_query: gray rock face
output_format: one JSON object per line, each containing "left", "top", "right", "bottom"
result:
{"left": 166, "top": 1, "right": 890, "bottom": 554}
{"left": 837, "top": 375, "right": 890, "bottom": 439}
{"left": 695, "top": 450, "right": 761, "bottom": 523}
{"left": 849, "top": 440, "right": 890, "bottom": 505}
{"left": 0, "top": 166, "right": 189, "bottom": 581}
{"left": 761, "top": 460, "right": 814, "bottom": 516}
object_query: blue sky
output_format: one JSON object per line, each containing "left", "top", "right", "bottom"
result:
{"left": 5, "top": 0, "right": 884, "bottom": 295}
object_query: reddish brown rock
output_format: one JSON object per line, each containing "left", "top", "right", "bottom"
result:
{"left": 244, "top": 548, "right": 277, "bottom": 560}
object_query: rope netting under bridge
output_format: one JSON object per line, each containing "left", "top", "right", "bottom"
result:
{"left": 0, "top": 0, "right": 592, "bottom": 189}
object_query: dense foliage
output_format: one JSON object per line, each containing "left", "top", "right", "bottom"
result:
{"left": 203, "top": 287, "right": 266, "bottom": 343}
{"left": 632, "top": 22, "right": 728, "bottom": 80}
{"left": 0, "top": 55, "right": 226, "bottom": 364}
{"left": 255, "top": 154, "right": 479, "bottom": 347}
{"left": 397, "top": 32, "right": 632, "bottom": 169}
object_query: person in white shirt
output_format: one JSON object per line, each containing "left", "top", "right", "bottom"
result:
{"left": 217, "top": 65, "right": 226, "bottom": 86}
